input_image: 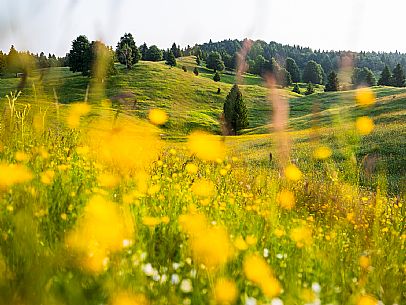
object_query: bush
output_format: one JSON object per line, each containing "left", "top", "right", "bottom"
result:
{"left": 193, "top": 67, "right": 199, "bottom": 76}
{"left": 305, "top": 82, "right": 315, "bottom": 95}
{"left": 182, "top": 66, "right": 187, "bottom": 72}
{"left": 213, "top": 72, "right": 221, "bottom": 82}
{"left": 292, "top": 83, "right": 301, "bottom": 94}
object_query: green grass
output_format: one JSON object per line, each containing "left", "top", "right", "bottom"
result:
{"left": 0, "top": 58, "right": 405, "bottom": 305}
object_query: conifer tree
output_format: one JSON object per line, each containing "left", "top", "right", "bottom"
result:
{"left": 391, "top": 64, "right": 406, "bottom": 87}
{"left": 324, "top": 71, "right": 339, "bottom": 92}
{"left": 223, "top": 84, "right": 249, "bottom": 134}
{"left": 165, "top": 50, "right": 176, "bottom": 67}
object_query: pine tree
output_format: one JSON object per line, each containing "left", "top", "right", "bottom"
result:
{"left": 285, "top": 57, "right": 301, "bottom": 83}
{"left": 165, "top": 51, "right": 176, "bottom": 67}
{"left": 213, "top": 71, "right": 221, "bottom": 82}
{"left": 378, "top": 65, "right": 391, "bottom": 86}
{"left": 193, "top": 67, "right": 199, "bottom": 76}
{"left": 324, "top": 71, "right": 339, "bottom": 92}
{"left": 305, "top": 82, "right": 315, "bottom": 95}
{"left": 391, "top": 64, "right": 406, "bottom": 87}
{"left": 292, "top": 83, "right": 301, "bottom": 94}
{"left": 223, "top": 84, "right": 249, "bottom": 135}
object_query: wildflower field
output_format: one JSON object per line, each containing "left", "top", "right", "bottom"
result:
{"left": 0, "top": 60, "right": 405, "bottom": 305}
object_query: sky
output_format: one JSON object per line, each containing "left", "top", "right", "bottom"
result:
{"left": 0, "top": 0, "right": 404, "bottom": 56}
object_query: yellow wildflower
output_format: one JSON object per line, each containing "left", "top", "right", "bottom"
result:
{"left": 148, "top": 109, "right": 168, "bottom": 125}
{"left": 356, "top": 116, "right": 374, "bottom": 135}
{"left": 214, "top": 278, "right": 238, "bottom": 304}
{"left": 187, "top": 131, "right": 226, "bottom": 161}
{"left": 284, "top": 164, "right": 302, "bottom": 181}
{"left": 356, "top": 87, "right": 376, "bottom": 106}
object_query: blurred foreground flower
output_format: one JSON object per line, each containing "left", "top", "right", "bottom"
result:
{"left": 356, "top": 116, "right": 374, "bottom": 135}
{"left": 67, "top": 102, "right": 91, "bottom": 128}
{"left": 148, "top": 108, "right": 168, "bottom": 125}
{"left": 214, "top": 278, "right": 238, "bottom": 304}
{"left": 356, "top": 87, "right": 376, "bottom": 107}
{"left": 277, "top": 189, "right": 295, "bottom": 210}
{"left": 179, "top": 213, "right": 233, "bottom": 270}
{"left": 111, "top": 292, "right": 149, "bottom": 305}
{"left": 0, "top": 163, "right": 32, "bottom": 188}
{"left": 284, "top": 164, "right": 302, "bottom": 181}
{"left": 66, "top": 195, "right": 134, "bottom": 273}
{"left": 187, "top": 131, "right": 226, "bottom": 161}
{"left": 243, "top": 254, "right": 281, "bottom": 298}
{"left": 357, "top": 294, "right": 378, "bottom": 305}
{"left": 313, "top": 146, "right": 332, "bottom": 160}
{"left": 87, "top": 119, "right": 162, "bottom": 173}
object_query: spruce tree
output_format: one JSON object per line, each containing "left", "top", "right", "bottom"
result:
{"left": 292, "top": 83, "right": 301, "bottom": 94}
{"left": 223, "top": 84, "right": 249, "bottom": 135}
{"left": 165, "top": 51, "right": 176, "bottom": 67}
{"left": 324, "top": 71, "right": 339, "bottom": 92}
{"left": 378, "top": 65, "right": 391, "bottom": 86}
{"left": 213, "top": 71, "right": 221, "bottom": 82}
{"left": 391, "top": 64, "right": 406, "bottom": 87}
{"left": 140, "top": 43, "right": 148, "bottom": 60}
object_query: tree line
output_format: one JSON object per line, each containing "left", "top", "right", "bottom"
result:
{"left": 0, "top": 46, "right": 65, "bottom": 77}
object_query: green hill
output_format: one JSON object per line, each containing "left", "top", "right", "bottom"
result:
{"left": 1, "top": 57, "right": 405, "bottom": 192}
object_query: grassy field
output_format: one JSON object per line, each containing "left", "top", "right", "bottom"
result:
{"left": 0, "top": 58, "right": 405, "bottom": 305}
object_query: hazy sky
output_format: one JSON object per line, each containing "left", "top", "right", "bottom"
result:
{"left": 0, "top": 0, "right": 404, "bottom": 56}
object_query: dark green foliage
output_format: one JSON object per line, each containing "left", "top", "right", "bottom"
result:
{"left": 171, "top": 43, "right": 182, "bottom": 58}
{"left": 206, "top": 52, "right": 225, "bottom": 72}
{"left": 286, "top": 57, "right": 301, "bottom": 82}
{"left": 140, "top": 43, "right": 148, "bottom": 60}
{"left": 213, "top": 72, "right": 221, "bottom": 82}
{"left": 292, "top": 83, "right": 301, "bottom": 94}
{"left": 223, "top": 84, "right": 249, "bottom": 134}
{"left": 378, "top": 65, "right": 392, "bottom": 86}
{"left": 116, "top": 33, "right": 141, "bottom": 69}
{"left": 352, "top": 67, "right": 376, "bottom": 87}
{"left": 165, "top": 51, "right": 176, "bottom": 67}
{"left": 67, "top": 35, "right": 92, "bottom": 75}
{"left": 0, "top": 52, "right": 7, "bottom": 75}
{"left": 193, "top": 67, "right": 199, "bottom": 76}
{"left": 196, "top": 56, "right": 201, "bottom": 66}
{"left": 303, "top": 60, "right": 324, "bottom": 84}
{"left": 325, "top": 71, "right": 339, "bottom": 92}
{"left": 146, "top": 45, "right": 163, "bottom": 62}
{"left": 305, "top": 82, "right": 315, "bottom": 95}
{"left": 182, "top": 66, "right": 187, "bottom": 72}
{"left": 391, "top": 64, "right": 405, "bottom": 87}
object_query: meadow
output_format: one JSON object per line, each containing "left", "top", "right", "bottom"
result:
{"left": 0, "top": 57, "right": 404, "bottom": 305}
